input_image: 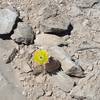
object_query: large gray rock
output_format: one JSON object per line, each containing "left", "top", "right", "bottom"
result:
{"left": 0, "top": 6, "right": 18, "bottom": 35}
{"left": 48, "top": 46, "right": 85, "bottom": 77}
{"left": 40, "top": 19, "right": 70, "bottom": 34}
{"left": 11, "top": 22, "right": 35, "bottom": 45}
{"left": 39, "top": 4, "right": 70, "bottom": 34}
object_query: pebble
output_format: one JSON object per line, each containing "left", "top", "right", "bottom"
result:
{"left": 45, "top": 91, "right": 53, "bottom": 97}
{"left": 22, "top": 61, "right": 32, "bottom": 73}
{"left": 35, "top": 74, "right": 47, "bottom": 84}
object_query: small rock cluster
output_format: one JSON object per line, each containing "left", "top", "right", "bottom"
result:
{"left": 0, "top": 6, "right": 35, "bottom": 45}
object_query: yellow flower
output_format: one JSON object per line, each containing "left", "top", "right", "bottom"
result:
{"left": 33, "top": 49, "right": 49, "bottom": 65}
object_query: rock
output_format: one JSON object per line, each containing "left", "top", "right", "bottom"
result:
{"left": 39, "top": 4, "right": 59, "bottom": 19}
{"left": 93, "top": 32, "right": 100, "bottom": 43}
{"left": 91, "top": 19, "right": 100, "bottom": 31}
{"left": 70, "top": 68, "right": 100, "bottom": 100}
{"left": 89, "top": 8, "right": 100, "bottom": 18}
{"left": 0, "top": 84, "right": 26, "bottom": 100}
{"left": 21, "top": 61, "right": 32, "bottom": 73}
{"left": 0, "top": 39, "right": 26, "bottom": 100}
{"left": 51, "top": 71, "right": 74, "bottom": 93}
{"left": 40, "top": 18, "right": 70, "bottom": 34}
{"left": 13, "top": 45, "right": 37, "bottom": 75}
{"left": 53, "top": 88, "right": 67, "bottom": 99}
{"left": 11, "top": 22, "right": 35, "bottom": 45}
{"left": 35, "top": 74, "right": 47, "bottom": 84}
{"left": 48, "top": 46, "right": 68, "bottom": 60}
{"left": 13, "top": 60, "right": 31, "bottom": 74}
{"left": 31, "top": 56, "right": 61, "bottom": 74}
{"left": 0, "top": 67, "right": 26, "bottom": 100}
{"left": 39, "top": 4, "right": 70, "bottom": 34}
{"left": 75, "top": 0, "right": 99, "bottom": 8}
{"left": 68, "top": 4, "right": 82, "bottom": 17}
{"left": 0, "top": 6, "right": 18, "bottom": 35}
{"left": 45, "top": 91, "right": 53, "bottom": 97}
{"left": 6, "top": 48, "right": 18, "bottom": 64}
{"left": 0, "top": 39, "right": 18, "bottom": 63}
{"left": 31, "top": 86, "right": 45, "bottom": 99}
{"left": 0, "top": 73, "right": 8, "bottom": 88}
{"left": 18, "top": 74, "right": 26, "bottom": 81}
{"left": 35, "top": 34, "right": 63, "bottom": 46}
{"left": 36, "top": 30, "right": 40, "bottom": 35}
{"left": 45, "top": 57, "right": 61, "bottom": 73}
{"left": 31, "top": 62, "right": 44, "bottom": 75}
{"left": 48, "top": 46, "right": 85, "bottom": 77}
{"left": 0, "top": 73, "right": 25, "bottom": 100}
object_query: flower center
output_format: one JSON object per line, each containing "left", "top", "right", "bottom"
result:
{"left": 40, "top": 56, "right": 43, "bottom": 60}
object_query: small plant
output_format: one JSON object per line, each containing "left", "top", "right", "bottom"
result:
{"left": 32, "top": 49, "right": 60, "bottom": 74}
{"left": 33, "top": 49, "right": 49, "bottom": 65}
